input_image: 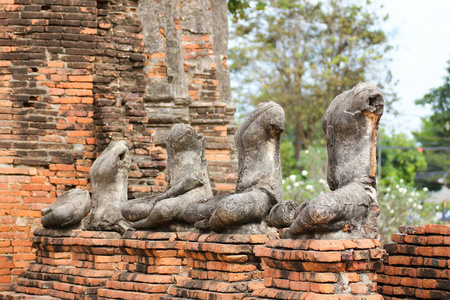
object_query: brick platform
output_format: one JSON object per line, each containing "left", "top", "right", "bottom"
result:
{"left": 15, "top": 229, "right": 121, "bottom": 300}
{"left": 13, "top": 227, "right": 450, "bottom": 300}
{"left": 0, "top": 229, "right": 275, "bottom": 300}
{"left": 165, "top": 233, "right": 273, "bottom": 300}
{"left": 98, "top": 231, "right": 187, "bottom": 300}
{"left": 253, "top": 238, "right": 385, "bottom": 299}
{"left": 378, "top": 224, "right": 450, "bottom": 299}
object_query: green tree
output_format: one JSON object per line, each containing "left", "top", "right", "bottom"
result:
{"left": 379, "top": 131, "right": 427, "bottom": 184}
{"left": 230, "top": 0, "right": 396, "bottom": 161}
{"left": 413, "top": 61, "right": 450, "bottom": 190}
{"left": 228, "top": 0, "right": 266, "bottom": 19}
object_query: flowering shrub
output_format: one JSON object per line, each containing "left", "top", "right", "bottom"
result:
{"left": 378, "top": 177, "right": 436, "bottom": 243}
{"left": 282, "top": 145, "right": 329, "bottom": 203}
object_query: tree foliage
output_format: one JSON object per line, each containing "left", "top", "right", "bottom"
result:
{"left": 228, "top": 0, "right": 266, "bottom": 19}
{"left": 413, "top": 61, "right": 450, "bottom": 190}
{"left": 379, "top": 131, "right": 427, "bottom": 184}
{"left": 230, "top": 0, "right": 396, "bottom": 161}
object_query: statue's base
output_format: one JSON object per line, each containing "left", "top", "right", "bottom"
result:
{"left": 253, "top": 238, "right": 385, "bottom": 299}
{"left": 163, "top": 232, "right": 273, "bottom": 299}
{"left": 1, "top": 229, "right": 384, "bottom": 300}
{"left": 15, "top": 229, "right": 122, "bottom": 300}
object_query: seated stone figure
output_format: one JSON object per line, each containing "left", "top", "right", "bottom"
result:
{"left": 82, "top": 140, "right": 132, "bottom": 233}
{"left": 121, "top": 124, "right": 213, "bottom": 230}
{"left": 41, "top": 189, "right": 90, "bottom": 229}
{"left": 270, "top": 82, "right": 383, "bottom": 239}
{"left": 183, "top": 101, "right": 285, "bottom": 233}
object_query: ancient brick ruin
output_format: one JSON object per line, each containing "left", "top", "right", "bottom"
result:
{"left": 1, "top": 1, "right": 450, "bottom": 300}
{"left": 0, "top": 0, "right": 236, "bottom": 290}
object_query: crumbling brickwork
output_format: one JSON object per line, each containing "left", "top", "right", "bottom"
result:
{"left": 378, "top": 224, "right": 450, "bottom": 299}
{"left": 0, "top": 0, "right": 236, "bottom": 290}
{"left": 0, "top": 229, "right": 385, "bottom": 299}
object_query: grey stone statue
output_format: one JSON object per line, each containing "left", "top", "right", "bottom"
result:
{"left": 82, "top": 140, "right": 132, "bottom": 233}
{"left": 184, "top": 101, "right": 285, "bottom": 233}
{"left": 40, "top": 189, "right": 90, "bottom": 229}
{"left": 121, "top": 124, "right": 213, "bottom": 230}
{"left": 270, "top": 82, "right": 383, "bottom": 239}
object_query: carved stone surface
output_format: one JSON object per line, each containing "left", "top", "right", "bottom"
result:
{"left": 82, "top": 141, "right": 132, "bottom": 233}
{"left": 40, "top": 189, "right": 90, "bottom": 229}
{"left": 184, "top": 101, "right": 285, "bottom": 233}
{"left": 271, "top": 82, "right": 383, "bottom": 239}
{"left": 121, "top": 124, "right": 213, "bottom": 230}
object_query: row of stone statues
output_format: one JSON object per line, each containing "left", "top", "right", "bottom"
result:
{"left": 41, "top": 82, "right": 384, "bottom": 240}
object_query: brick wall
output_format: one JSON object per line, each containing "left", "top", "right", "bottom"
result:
{"left": 0, "top": 0, "right": 235, "bottom": 290}
{"left": 378, "top": 224, "right": 450, "bottom": 299}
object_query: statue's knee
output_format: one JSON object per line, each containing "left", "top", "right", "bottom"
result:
{"left": 215, "top": 196, "right": 239, "bottom": 221}
{"left": 152, "top": 200, "right": 179, "bottom": 220}
{"left": 121, "top": 202, "right": 152, "bottom": 222}
{"left": 301, "top": 202, "right": 335, "bottom": 226}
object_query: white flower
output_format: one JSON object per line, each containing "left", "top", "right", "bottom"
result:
{"left": 287, "top": 185, "right": 291, "bottom": 190}
{"left": 319, "top": 179, "right": 326, "bottom": 184}
{"left": 387, "top": 187, "right": 391, "bottom": 192}
{"left": 418, "top": 205, "right": 423, "bottom": 210}
{"left": 305, "top": 150, "right": 309, "bottom": 154}
{"left": 423, "top": 187, "right": 429, "bottom": 192}
{"left": 301, "top": 170, "right": 308, "bottom": 176}
{"left": 436, "top": 205, "right": 440, "bottom": 210}
{"left": 305, "top": 185, "right": 314, "bottom": 191}
{"left": 400, "top": 179, "right": 404, "bottom": 183}
{"left": 293, "top": 182, "right": 300, "bottom": 187}
{"left": 300, "top": 181, "right": 305, "bottom": 185}
{"left": 408, "top": 198, "right": 413, "bottom": 203}
{"left": 390, "top": 209, "right": 394, "bottom": 214}
{"left": 395, "top": 185, "right": 400, "bottom": 189}
{"left": 289, "top": 175, "right": 296, "bottom": 181}
{"left": 282, "top": 180, "right": 285, "bottom": 184}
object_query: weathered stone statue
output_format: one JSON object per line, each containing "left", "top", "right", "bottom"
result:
{"left": 270, "top": 82, "right": 383, "bottom": 239}
{"left": 121, "top": 124, "right": 213, "bottom": 230}
{"left": 184, "top": 101, "right": 285, "bottom": 233}
{"left": 40, "top": 189, "right": 90, "bottom": 229}
{"left": 82, "top": 141, "right": 132, "bottom": 233}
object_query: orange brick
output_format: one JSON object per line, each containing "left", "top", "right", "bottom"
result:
{"left": 310, "top": 283, "right": 335, "bottom": 294}
{"left": 47, "top": 61, "right": 64, "bottom": 68}
{"left": 80, "top": 28, "right": 97, "bottom": 35}
{"left": 68, "top": 75, "right": 93, "bottom": 82}
{"left": 349, "top": 282, "right": 368, "bottom": 294}
{"left": 49, "top": 164, "right": 75, "bottom": 171}
{"left": 77, "top": 117, "right": 93, "bottom": 124}
{"left": 309, "top": 240, "right": 345, "bottom": 251}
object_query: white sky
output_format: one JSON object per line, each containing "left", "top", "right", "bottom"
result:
{"left": 378, "top": 0, "right": 450, "bottom": 135}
